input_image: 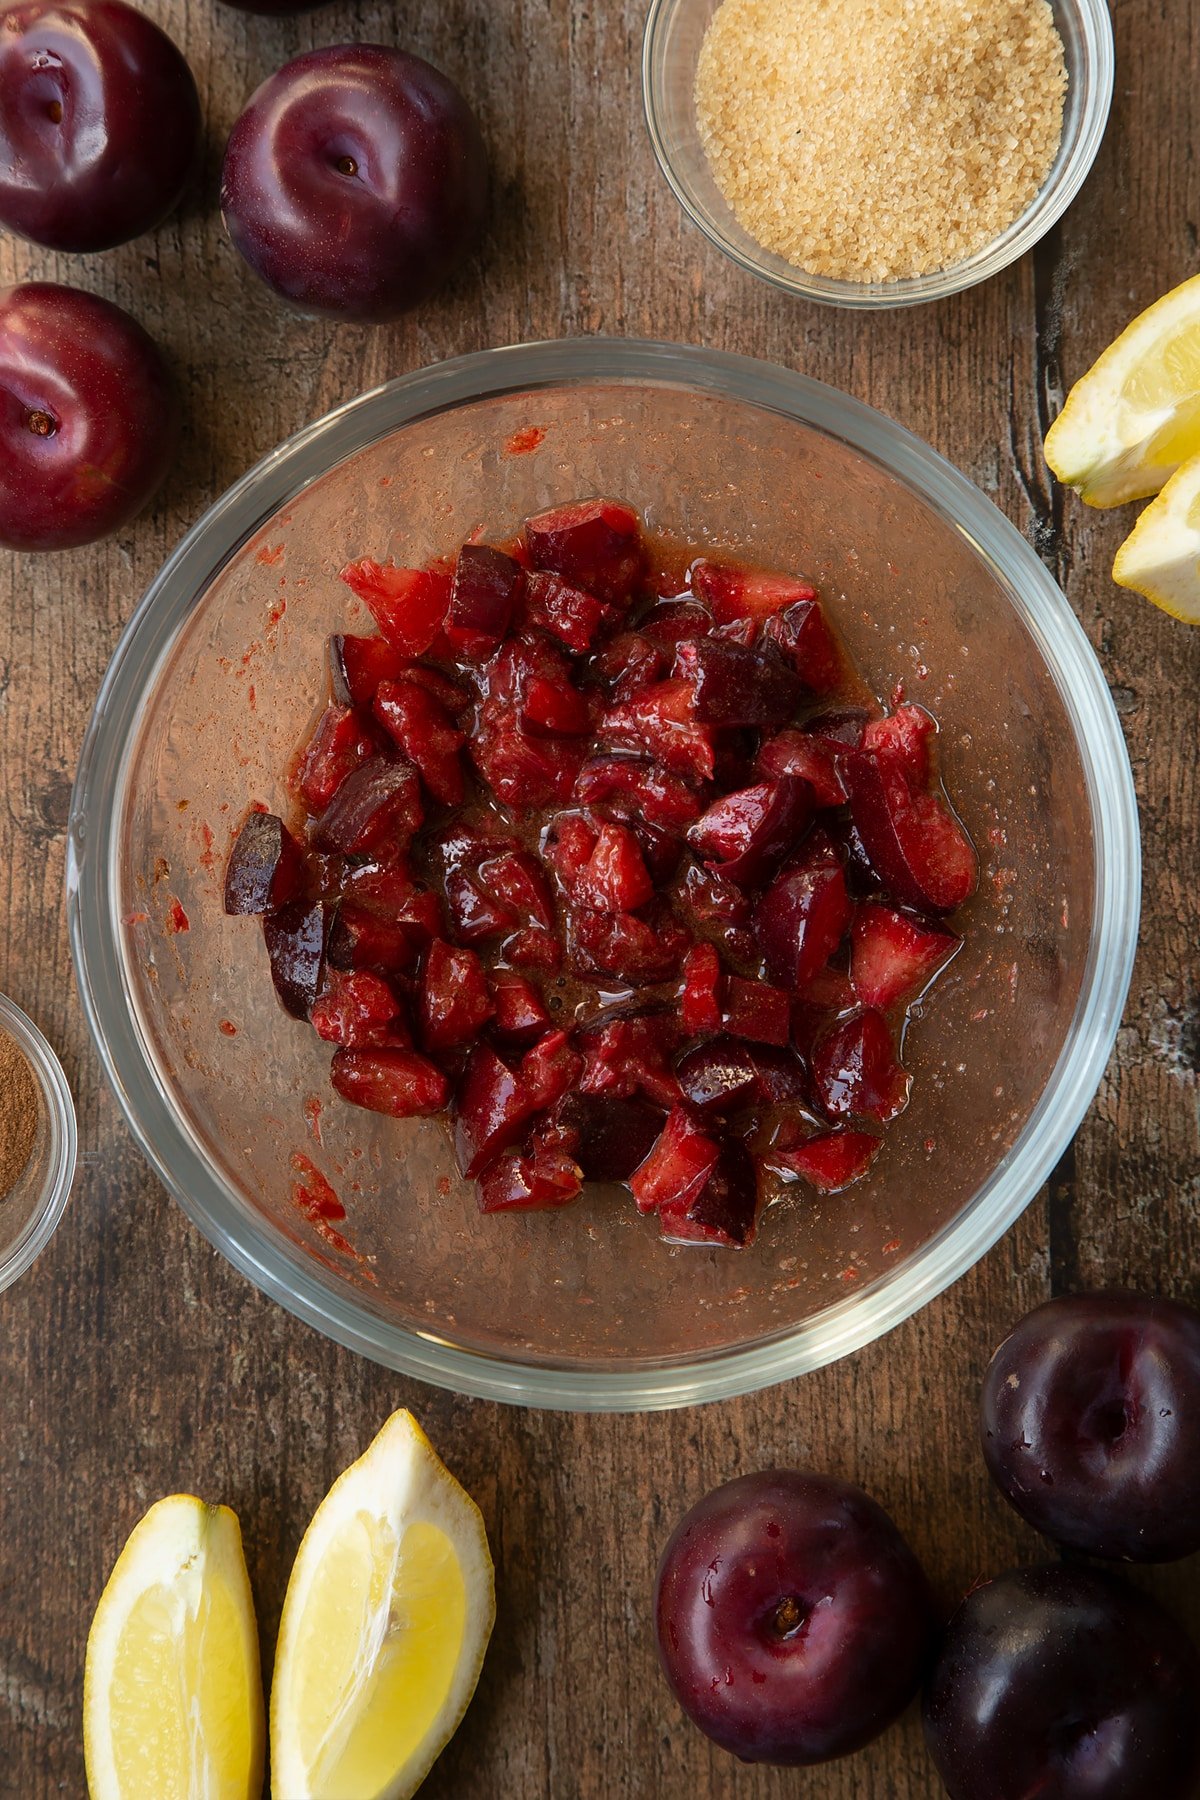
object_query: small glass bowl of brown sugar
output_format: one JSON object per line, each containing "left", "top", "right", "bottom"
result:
{"left": 0, "top": 994, "right": 77, "bottom": 1290}
{"left": 643, "top": 0, "right": 1113, "bottom": 308}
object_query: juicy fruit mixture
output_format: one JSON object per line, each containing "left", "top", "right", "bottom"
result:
{"left": 224, "top": 497, "right": 977, "bottom": 1245}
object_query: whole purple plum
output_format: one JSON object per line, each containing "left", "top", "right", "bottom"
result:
{"left": 220, "top": 45, "right": 488, "bottom": 323}
{"left": 0, "top": 283, "right": 179, "bottom": 552}
{"left": 0, "top": 0, "right": 200, "bottom": 251}
{"left": 654, "top": 1469, "right": 934, "bottom": 1765}
{"left": 981, "top": 1291, "right": 1200, "bottom": 1561}
{"left": 924, "top": 1565, "right": 1200, "bottom": 1800}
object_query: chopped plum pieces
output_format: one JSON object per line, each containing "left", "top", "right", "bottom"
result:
{"left": 679, "top": 942, "right": 724, "bottom": 1035}
{"left": 453, "top": 1032, "right": 579, "bottom": 1177}
{"left": 489, "top": 970, "right": 550, "bottom": 1042}
{"left": 762, "top": 596, "right": 842, "bottom": 693}
{"left": 444, "top": 867, "right": 514, "bottom": 941}
{"left": 577, "top": 1013, "right": 683, "bottom": 1109}
{"left": 448, "top": 543, "right": 523, "bottom": 652}
{"left": 675, "top": 1037, "right": 760, "bottom": 1113}
{"left": 756, "top": 729, "right": 846, "bottom": 808}
{"left": 862, "top": 703, "right": 934, "bottom": 788}
{"left": 748, "top": 1044, "right": 809, "bottom": 1103}
{"left": 567, "top": 900, "right": 690, "bottom": 985}
{"left": 775, "top": 1130, "right": 881, "bottom": 1192}
{"left": 836, "top": 817, "right": 883, "bottom": 896}
{"left": 754, "top": 834, "right": 852, "bottom": 990}
{"left": 471, "top": 636, "right": 592, "bottom": 797}
{"left": 419, "top": 940, "right": 494, "bottom": 1052}
{"left": 312, "top": 969, "right": 410, "bottom": 1049}
{"left": 454, "top": 1044, "right": 527, "bottom": 1177}
{"left": 688, "top": 776, "right": 813, "bottom": 887}
{"left": 311, "top": 757, "right": 423, "bottom": 857}
{"left": 805, "top": 707, "right": 873, "bottom": 749}
{"left": 373, "top": 679, "right": 466, "bottom": 806}
{"left": 554, "top": 1092, "right": 666, "bottom": 1181}
{"left": 624, "top": 815, "right": 681, "bottom": 885}
{"left": 263, "top": 900, "right": 330, "bottom": 1019}
{"left": 811, "top": 1009, "right": 911, "bottom": 1124}
{"left": 521, "top": 674, "right": 593, "bottom": 739}
{"left": 690, "top": 559, "right": 817, "bottom": 625}
{"left": 843, "top": 751, "right": 977, "bottom": 913}
{"left": 224, "top": 811, "right": 305, "bottom": 916}
{"left": 228, "top": 498, "right": 976, "bottom": 1244}
{"left": 522, "top": 569, "right": 609, "bottom": 652}
{"left": 339, "top": 857, "right": 422, "bottom": 918}
{"left": 524, "top": 498, "right": 643, "bottom": 604}
{"left": 327, "top": 905, "right": 418, "bottom": 976}
{"left": 676, "top": 636, "right": 803, "bottom": 726}
{"left": 329, "top": 634, "right": 410, "bottom": 709}
{"left": 332, "top": 638, "right": 469, "bottom": 720}
{"left": 517, "top": 1029, "right": 583, "bottom": 1113}
{"left": 331, "top": 1047, "right": 449, "bottom": 1117}
{"left": 471, "top": 721, "right": 581, "bottom": 808}
{"left": 592, "top": 629, "right": 670, "bottom": 701}
{"left": 387, "top": 889, "right": 444, "bottom": 945}
{"left": 722, "top": 974, "right": 792, "bottom": 1047}
{"left": 659, "top": 1138, "right": 760, "bottom": 1247}
{"left": 688, "top": 783, "right": 782, "bottom": 863}
{"left": 676, "top": 860, "right": 756, "bottom": 957}
{"left": 293, "top": 704, "right": 381, "bottom": 813}
{"left": 339, "top": 559, "right": 450, "bottom": 656}
{"left": 850, "top": 904, "right": 960, "bottom": 1010}
{"left": 795, "top": 963, "right": 856, "bottom": 1013}
{"left": 478, "top": 1143, "right": 583, "bottom": 1212}
{"left": 600, "top": 679, "right": 716, "bottom": 782}
{"left": 476, "top": 850, "right": 555, "bottom": 930}
{"left": 504, "top": 925, "right": 562, "bottom": 971}
{"left": 574, "top": 756, "right": 703, "bottom": 831}
{"left": 641, "top": 599, "right": 714, "bottom": 645}
{"left": 631, "top": 1105, "right": 720, "bottom": 1214}
{"left": 542, "top": 808, "right": 598, "bottom": 873}
{"left": 574, "top": 821, "right": 655, "bottom": 914}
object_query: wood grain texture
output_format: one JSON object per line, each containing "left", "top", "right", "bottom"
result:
{"left": 2, "top": 0, "right": 1198, "bottom": 1794}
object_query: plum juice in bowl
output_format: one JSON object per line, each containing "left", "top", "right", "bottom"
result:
{"left": 67, "top": 341, "right": 1138, "bottom": 1406}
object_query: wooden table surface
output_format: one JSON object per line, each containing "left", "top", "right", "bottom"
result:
{"left": 2, "top": 1, "right": 1198, "bottom": 1795}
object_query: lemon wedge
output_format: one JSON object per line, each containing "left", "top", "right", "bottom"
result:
{"left": 1046, "top": 272, "right": 1200, "bottom": 506}
{"left": 1112, "top": 453, "right": 1200, "bottom": 623}
{"left": 83, "top": 1495, "right": 264, "bottom": 1800}
{"left": 269, "top": 1409, "right": 495, "bottom": 1800}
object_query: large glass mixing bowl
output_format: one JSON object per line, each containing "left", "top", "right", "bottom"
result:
{"left": 67, "top": 340, "right": 1139, "bottom": 1409}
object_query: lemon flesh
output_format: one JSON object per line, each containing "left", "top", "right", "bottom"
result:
{"left": 84, "top": 1496, "right": 264, "bottom": 1800}
{"left": 1113, "top": 453, "right": 1200, "bottom": 624}
{"left": 1045, "top": 272, "right": 1200, "bottom": 506}
{"left": 270, "top": 1409, "right": 494, "bottom": 1800}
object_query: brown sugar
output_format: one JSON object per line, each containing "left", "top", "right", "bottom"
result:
{"left": 0, "top": 1028, "right": 39, "bottom": 1200}
{"left": 695, "top": 0, "right": 1068, "bottom": 283}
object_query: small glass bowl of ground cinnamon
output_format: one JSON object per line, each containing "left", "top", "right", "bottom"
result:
{"left": 0, "top": 993, "right": 77, "bottom": 1290}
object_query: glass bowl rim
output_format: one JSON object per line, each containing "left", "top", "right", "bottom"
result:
{"left": 0, "top": 992, "right": 77, "bottom": 1290}
{"left": 67, "top": 336, "right": 1139, "bottom": 1409}
{"left": 641, "top": 0, "right": 1115, "bottom": 309}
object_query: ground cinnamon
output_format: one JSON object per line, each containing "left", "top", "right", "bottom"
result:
{"left": 0, "top": 1028, "right": 38, "bottom": 1200}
